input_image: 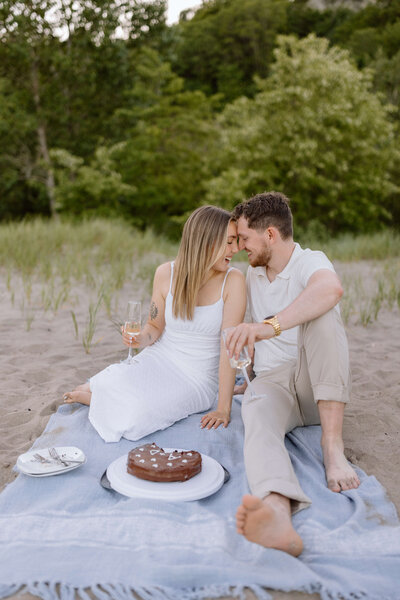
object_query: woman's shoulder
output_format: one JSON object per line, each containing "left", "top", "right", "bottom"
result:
{"left": 226, "top": 266, "right": 246, "bottom": 283}
{"left": 224, "top": 267, "right": 246, "bottom": 294}
{"left": 154, "top": 261, "right": 172, "bottom": 278}
{"left": 153, "top": 262, "right": 173, "bottom": 295}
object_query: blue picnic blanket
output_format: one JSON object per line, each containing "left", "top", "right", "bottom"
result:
{"left": 0, "top": 397, "right": 399, "bottom": 600}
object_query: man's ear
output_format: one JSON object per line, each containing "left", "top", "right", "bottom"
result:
{"left": 264, "top": 226, "right": 278, "bottom": 243}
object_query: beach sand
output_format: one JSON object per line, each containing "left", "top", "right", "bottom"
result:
{"left": 1, "top": 260, "right": 399, "bottom": 600}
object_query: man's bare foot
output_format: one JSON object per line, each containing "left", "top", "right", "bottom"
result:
{"left": 236, "top": 494, "right": 303, "bottom": 556}
{"left": 63, "top": 390, "right": 91, "bottom": 406}
{"left": 322, "top": 438, "right": 360, "bottom": 492}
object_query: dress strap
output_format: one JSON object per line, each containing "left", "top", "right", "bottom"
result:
{"left": 169, "top": 261, "right": 174, "bottom": 294}
{"left": 220, "top": 267, "right": 233, "bottom": 299}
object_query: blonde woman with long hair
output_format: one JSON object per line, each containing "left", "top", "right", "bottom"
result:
{"left": 64, "top": 206, "right": 246, "bottom": 442}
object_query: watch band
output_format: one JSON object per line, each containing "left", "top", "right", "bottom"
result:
{"left": 263, "top": 315, "right": 282, "bottom": 337}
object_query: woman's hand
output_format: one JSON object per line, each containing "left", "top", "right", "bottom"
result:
{"left": 200, "top": 410, "right": 230, "bottom": 430}
{"left": 121, "top": 326, "right": 141, "bottom": 349}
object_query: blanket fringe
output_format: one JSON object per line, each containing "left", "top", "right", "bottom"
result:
{"left": 0, "top": 583, "right": 271, "bottom": 600}
{"left": 296, "top": 582, "right": 369, "bottom": 600}
{"left": 0, "top": 582, "right": 385, "bottom": 600}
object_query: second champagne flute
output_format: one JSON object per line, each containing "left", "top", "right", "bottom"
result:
{"left": 124, "top": 301, "right": 141, "bottom": 364}
{"left": 222, "top": 327, "right": 259, "bottom": 399}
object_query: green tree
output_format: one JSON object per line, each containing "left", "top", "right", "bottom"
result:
{"left": 50, "top": 146, "right": 137, "bottom": 217}
{"left": 108, "top": 49, "right": 218, "bottom": 234}
{"left": 0, "top": 0, "right": 60, "bottom": 216}
{"left": 0, "top": 1, "right": 169, "bottom": 219}
{"left": 52, "top": 49, "right": 218, "bottom": 234}
{"left": 205, "top": 34, "right": 400, "bottom": 234}
{"left": 0, "top": 76, "right": 48, "bottom": 219}
{"left": 173, "top": 0, "right": 288, "bottom": 102}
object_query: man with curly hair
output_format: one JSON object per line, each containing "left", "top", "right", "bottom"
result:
{"left": 226, "top": 191, "right": 360, "bottom": 556}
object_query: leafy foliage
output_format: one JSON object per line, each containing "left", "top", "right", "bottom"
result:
{"left": 0, "top": 1, "right": 169, "bottom": 217}
{"left": 51, "top": 49, "right": 217, "bottom": 235}
{"left": 205, "top": 35, "right": 400, "bottom": 233}
{"left": 172, "top": 0, "right": 288, "bottom": 101}
{"left": 0, "top": 0, "right": 399, "bottom": 235}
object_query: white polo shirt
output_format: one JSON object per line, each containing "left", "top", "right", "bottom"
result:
{"left": 246, "top": 243, "right": 337, "bottom": 374}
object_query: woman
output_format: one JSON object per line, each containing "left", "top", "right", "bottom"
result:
{"left": 64, "top": 206, "right": 246, "bottom": 443}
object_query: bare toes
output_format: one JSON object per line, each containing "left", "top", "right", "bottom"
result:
{"left": 349, "top": 477, "right": 360, "bottom": 489}
{"left": 63, "top": 390, "right": 91, "bottom": 406}
{"left": 236, "top": 515, "right": 246, "bottom": 525}
{"left": 328, "top": 480, "right": 341, "bottom": 493}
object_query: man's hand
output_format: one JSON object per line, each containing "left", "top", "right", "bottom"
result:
{"left": 225, "top": 322, "right": 274, "bottom": 359}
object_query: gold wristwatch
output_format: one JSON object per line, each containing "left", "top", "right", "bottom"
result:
{"left": 263, "top": 315, "right": 282, "bottom": 337}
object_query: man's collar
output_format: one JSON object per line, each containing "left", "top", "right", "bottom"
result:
{"left": 254, "top": 243, "right": 301, "bottom": 280}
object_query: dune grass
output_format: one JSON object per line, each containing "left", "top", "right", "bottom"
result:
{"left": 0, "top": 219, "right": 399, "bottom": 347}
{"left": 338, "top": 259, "right": 400, "bottom": 325}
{"left": 0, "top": 218, "right": 178, "bottom": 281}
{"left": 0, "top": 218, "right": 178, "bottom": 350}
{"left": 298, "top": 230, "right": 400, "bottom": 325}
{"left": 1, "top": 219, "right": 399, "bottom": 275}
{"left": 309, "top": 230, "right": 400, "bottom": 262}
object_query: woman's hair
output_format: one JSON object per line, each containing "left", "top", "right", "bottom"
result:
{"left": 173, "top": 205, "right": 232, "bottom": 320}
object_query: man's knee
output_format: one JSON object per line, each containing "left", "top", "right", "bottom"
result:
{"left": 297, "top": 308, "right": 351, "bottom": 405}
{"left": 241, "top": 390, "right": 276, "bottom": 429}
{"left": 241, "top": 390, "right": 267, "bottom": 419}
{"left": 302, "top": 308, "right": 345, "bottom": 344}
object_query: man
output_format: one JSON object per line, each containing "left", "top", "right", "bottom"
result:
{"left": 225, "top": 191, "right": 360, "bottom": 557}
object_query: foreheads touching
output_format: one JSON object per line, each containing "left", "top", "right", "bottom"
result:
{"left": 233, "top": 191, "right": 293, "bottom": 240}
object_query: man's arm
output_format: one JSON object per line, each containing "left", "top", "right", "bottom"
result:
{"left": 226, "top": 269, "right": 343, "bottom": 359}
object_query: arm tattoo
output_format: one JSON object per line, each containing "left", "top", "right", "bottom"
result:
{"left": 150, "top": 301, "right": 158, "bottom": 320}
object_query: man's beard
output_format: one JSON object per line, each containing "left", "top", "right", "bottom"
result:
{"left": 248, "top": 246, "right": 272, "bottom": 268}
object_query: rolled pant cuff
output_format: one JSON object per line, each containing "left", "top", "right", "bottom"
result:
{"left": 312, "top": 383, "right": 349, "bottom": 403}
{"left": 251, "top": 478, "right": 312, "bottom": 515}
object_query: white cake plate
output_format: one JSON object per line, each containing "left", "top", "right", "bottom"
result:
{"left": 107, "top": 448, "right": 225, "bottom": 501}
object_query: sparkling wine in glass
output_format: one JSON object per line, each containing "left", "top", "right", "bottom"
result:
{"left": 124, "top": 301, "right": 141, "bottom": 363}
{"left": 222, "top": 327, "right": 258, "bottom": 399}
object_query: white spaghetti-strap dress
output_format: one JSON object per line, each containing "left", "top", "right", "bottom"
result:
{"left": 88, "top": 263, "right": 233, "bottom": 442}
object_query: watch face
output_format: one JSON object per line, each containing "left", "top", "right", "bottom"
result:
{"left": 264, "top": 315, "right": 274, "bottom": 320}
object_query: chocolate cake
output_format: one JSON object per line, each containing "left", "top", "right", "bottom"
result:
{"left": 127, "top": 442, "right": 202, "bottom": 482}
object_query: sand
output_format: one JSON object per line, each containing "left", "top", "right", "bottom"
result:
{"left": 1, "top": 259, "right": 400, "bottom": 600}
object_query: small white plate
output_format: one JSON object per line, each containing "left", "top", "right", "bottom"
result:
{"left": 17, "top": 446, "right": 86, "bottom": 477}
{"left": 107, "top": 448, "right": 224, "bottom": 501}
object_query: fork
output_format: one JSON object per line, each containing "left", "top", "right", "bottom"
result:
{"left": 48, "top": 447, "right": 83, "bottom": 465}
{"left": 48, "top": 447, "right": 70, "bottom": 467}
{"left": 33, "top": 453, "right": 52, "bottom": 464}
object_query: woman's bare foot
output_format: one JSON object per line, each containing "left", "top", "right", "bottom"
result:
{"left": 322, "top": 438, "right": 360, "bottom": 492}
{"left": 236, "top": 493, "right": 303, "bottom": 556}
{"left": 63, "top": 390, "right": 92, "bottom": 406}
{"left": 75, "top": 383, "right": 91, "bottom": 393}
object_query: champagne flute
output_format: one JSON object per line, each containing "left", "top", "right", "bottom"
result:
{"left": 222, "top": 327, "right": 259, "bottom": 399}
{"left": 124, "top": 301, "right": 141, "bottom": 364}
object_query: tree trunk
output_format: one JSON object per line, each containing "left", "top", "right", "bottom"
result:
{"left": 31, "top": 55, "right": 58, "bottom": 219}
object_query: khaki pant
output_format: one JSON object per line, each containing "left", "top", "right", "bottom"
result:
{"left": 242, "top": 308, "right": 350, "bottom": 513}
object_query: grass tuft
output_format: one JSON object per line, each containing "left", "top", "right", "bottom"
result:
{"left": 1, "top": 219, "right": 399, "bottom": 337}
